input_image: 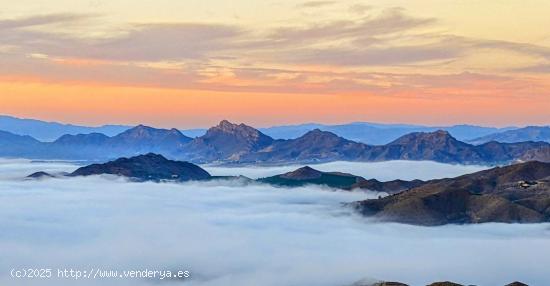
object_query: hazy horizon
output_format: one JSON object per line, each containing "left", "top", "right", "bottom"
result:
{"left": 2, "top": 113, "right": 545, "bottom": 130}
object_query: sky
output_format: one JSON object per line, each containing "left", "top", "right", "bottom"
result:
{"left": 0, "top": 0, "right": 549, "bottom": 128}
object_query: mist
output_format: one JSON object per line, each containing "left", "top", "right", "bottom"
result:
{"left": 1, "top": 160, "right": 549, "bottom": 286}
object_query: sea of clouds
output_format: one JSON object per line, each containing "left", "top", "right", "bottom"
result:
{"left": 1, "top": 159, "right": 550, "bottom": 286}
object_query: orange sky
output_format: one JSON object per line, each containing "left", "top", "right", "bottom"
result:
{"left": 1, "top": 1, "right": 549, "bottom": 128}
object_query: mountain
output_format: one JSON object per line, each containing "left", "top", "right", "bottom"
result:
{"left": 361, "top": 131, "right": 550, "bottom": 164}
{"left": 258, "top": 122, "right": 512, "bottom": 144}
{"left": 475, "top": 140, "right": 550, "bottom": 163}
{"left": 107, "top": 125, "right": 192, "bottom": 152}
{"left": 469, "top": 126, "right": 550, "bottom": 144}
{"left": 182, "top": 120, "right": 274, "bottom": 162}
{"left": 0, "top": 130, "right": 45, "bottom": 157}
{"left": 243, "top": 129, "right": 371, "bottom": 163}
{"left": 2, "top": 120, "right": 550, "bottom": 165}
{"left": 0, "top": 114, "right": 522, "bottom": 144}
{"left": 365, "top": 130, "right": 483, "bottom": 163}
{"left": 69, "top": 153, "right": 211, "bottom": 182}
{"left": 53, "top": 133, "right": 110, "bottom": 147}
{"left": 1, "top": 125, "right": 193, "bottom": 160}
{"left": 518, "top": 145, "right": 550, "bottom": 162}
{"left": 0, "top": 115, "right": 130, "bottom": 142}
{"left": 258, "top": 166, "right": 365, "bottom": 189}
{"left": 352, "top": 179, "right": 425, "bottom": 194}
{"left": 351, "top": 161, "right": 550, "bottom": 225}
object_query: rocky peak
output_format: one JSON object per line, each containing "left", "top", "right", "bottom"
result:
{"left": 209, "top": 120, "right": 264, "bottom": 138}
{"left": 203, "top": 120, "right": 274, "bottom": 148}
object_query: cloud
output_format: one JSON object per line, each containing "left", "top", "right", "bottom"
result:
{"left": 268, "top": 8, "right": 435, "bottom": 46}
{"left": 0, "top": 13, "right": 87, "bottom": 30}
{"left": 86, "top": 23, "right": 244, "bottom": 61}
{"left": 514, "top": 64, "right": 550, "bottom": 74}
{"left": 298, "top": 1, "right": 336, "bottom": 8}
{"left": 1, "top": 160, "right": 550, "bottom": 286}
{"left": 1, "top": 10, "right": 550, "bottom": 100}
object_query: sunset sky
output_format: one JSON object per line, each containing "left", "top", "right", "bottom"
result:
{"left": 1, "top": 0, "right": 549, "bottom": 128}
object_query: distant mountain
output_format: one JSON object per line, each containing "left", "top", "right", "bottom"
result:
{"left": 69, "top": 153, "right": 211, "bottom": 182}
{"left": 0, "top": 115, "right": 130, "bottom": 142}
{"left": 0, "top": 114, "right": 521, "bottom": 144}
{"left": 351, "top": 161, "right": 550, "bottom": 225}
{"left": 0, "top": 125, "right": 193, "bottom": 160}
{"left": 243, "top": 129, "right": 371, "bottom": 164}
{"left": 258, "top": 166, "right": 364, "bottom": 189}
{"left": 365, "top": 130, "right": 483, "bottom": 163}
{"left": 469, "top": 126, "right": 550, "bottom": 144}
{"left": 258, "top": 122, "right": 513, "bottom": 144}
{"left": 0, "top": 130, "right": 44, "bottom": 157}
{"left": 2, "top": 120, "right": 550, "bottom": 165}
{"left": 107, "top": 125, "right": 192, "bottom": 152}
{"left": 361, "top": 131, "right": 549, "bottom": 164}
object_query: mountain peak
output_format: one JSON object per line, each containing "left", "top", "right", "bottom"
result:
{"left": 301, "top": 129, "right": 340, "bottom": 139}
{"left": 206, "top": 120, "right": 272, "bottom": 142}
{"left": 390, "top": 130, "right": 457, "bottom": 145}
{"left": 217, "top": 119, "right": 236, "bottom": 128}
{"left": 117, "top": 125, "right": 187, "bottom": 139}
{"left": 212, "top": 120, "right": 255, "bottom": 134}
{"left": 280, "top": 166, "right": 323, "bottom": 180}
{"left": 185, "top": 120, "right": 275, "bottom": 161}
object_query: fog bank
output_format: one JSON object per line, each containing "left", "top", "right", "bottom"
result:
{"left": 1, "top": 160, "right": 548, "bottom": 286}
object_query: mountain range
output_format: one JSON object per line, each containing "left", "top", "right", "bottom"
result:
{"left": 4, "top": 114, "right": 543, "bottom": 144}
{"left": 468, "top": 126, "right": 550, "bottom": 144}
{"left": 2, "top": 120, "right": 550, "bottom": 164}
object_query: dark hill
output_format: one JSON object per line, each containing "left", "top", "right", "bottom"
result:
{"left": 70, "top": 153, "right": 211, "bottom": 182}
{"left": 258, "top": 166, "right": 364, "bottom": 189}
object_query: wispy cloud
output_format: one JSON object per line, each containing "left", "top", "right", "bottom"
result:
{"left": 297, "top": 1, "right": 336, "bottom": 9}
{"left": 1, "top": 8, "right": 550, "bottom": 101}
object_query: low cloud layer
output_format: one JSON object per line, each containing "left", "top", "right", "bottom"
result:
{"left": 1, "top": 161, "right": 550, "bottom": 286}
